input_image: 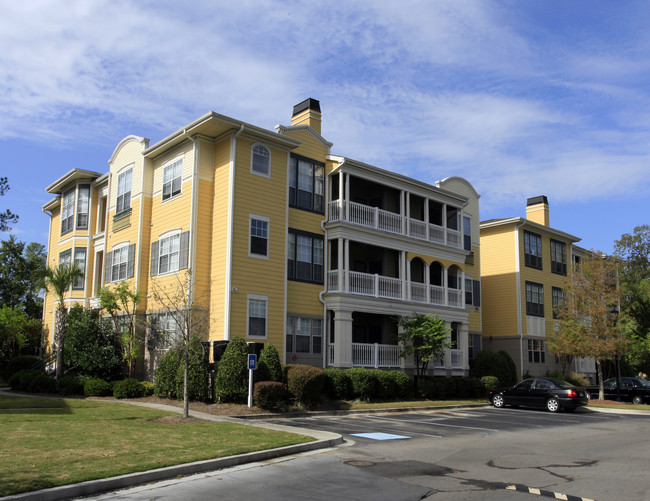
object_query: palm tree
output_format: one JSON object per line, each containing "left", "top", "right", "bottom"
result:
{"left": 45, "top": 263, "right": 83, "bottom": 379}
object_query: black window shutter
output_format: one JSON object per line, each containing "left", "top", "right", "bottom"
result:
{"left": 179, "top": 231, "right": 190, "bottom": 270}
{"left": 473, "top": 280, "right": 481, "bottom": 307}
{"left": 127, "top": 244, "right": 136, "bottom": 279}
{"left": 150, "top": 241, "right": 159, "bottom": 276}
{"left": 105, "top": 251, "right": 113, "bottom": 284}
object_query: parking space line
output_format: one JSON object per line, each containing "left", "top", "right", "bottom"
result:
{"left": 368, "top": 414, "right": 499, "bottom": 432}
{"left": 312, "top": 417, "right": 443, "bottom": 438}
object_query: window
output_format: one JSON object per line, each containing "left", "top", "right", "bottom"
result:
{"left": 250, "top": 216, "right": 269, "bottom": 257}
{"left": 116, "top": 168, "right": 132, "bottom": 214}
{"left": 465, "top": 277, "right": 473, "bottom": 306}
{"left": 525, "top": 281, "right": 544, "bottom": 317}
{"left": 286, "top": 316, "right": 322, "bottom": 354}
{"left": 162, "top": 159, "right": 182, "bottom": 201}
{"left": 450, "top": 322, "right": 459, "bottom": 349}
{"left": 468, "top": 333, "right": 482, "bottom": 360}
{"left": 289, "top": 155, "right": 324, "bottom": 212}
{"left": 552, "top": 287, "right": 567, "bottom": 319}
{"left": 524, "top": 230, "right": 542, "bottom": 269}
{"left": 61, "top": 189, "right": 75, "bottom": 234}
{"left": 550, "top": 239, "right": 567, "bottom": 275}
{"left": 149, "top": 312, "right": 180, "bottom": 349}
{"left": 150, "top": 231, "right": 189, "bottom": 276}
{"left": 59, "top": 249, "right": 71, "bottom": 267}
{"left": 463, "top": 215, "right": 472, "bottom": 251}
{"left": 75, "top": 185, "right": 90, "bottom": 230}
{"left": 251, "top": 145, "right": 270, "bottom": 176}
{"left": 287, "top": 230, "right": 323, "bottom": 283}
{"left": 106, "top": 243, "right": 135, "bottom": 282}
{"left": 247, "top": 295, "right": 267, "bottom": 338}
{"left": 528, "top": 339, "right": 546, "bottom": 363}
{"left": 73, "top": 248, "right": 87, "bottom": 290}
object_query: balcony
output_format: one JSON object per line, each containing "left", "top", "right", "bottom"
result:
{"left": 328, "top": 270, "right": 464, "bottom": 308}
{"left": 329, "top": 200, "right": 463, "bottom": 250}
{"left": 328, "top": 343, "right": 401, "bottom": 368}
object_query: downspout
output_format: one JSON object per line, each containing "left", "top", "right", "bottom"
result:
{"left": 182, "top": 128, "right": 199, "bottom": 305}
{"left": 224, "top": 124, "right": 245, "bottom": 341}
{"left": 514, "top": 220, "right": 526, "bottom": 379}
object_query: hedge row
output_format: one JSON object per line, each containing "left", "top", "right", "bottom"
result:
{"left": 418, "top": 376, "right": 487, "bottom": 400}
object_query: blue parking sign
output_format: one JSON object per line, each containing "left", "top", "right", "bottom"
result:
{"left": 248, "top": 354, "right": 257, "bottom": 370}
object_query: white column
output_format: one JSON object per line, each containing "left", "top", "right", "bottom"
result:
{"left": 337, "top": 238, "right": 344, "bottom": 291}
{"left": 444, "top": 267, "right": 449, "bottom": 306}
{"left": 406, "top": 257, "right": 412, "bottom": 301}
{"left": 333, "top": 310, "right": 354, "bottom": 368}
{"left": 459, "top": 323, "right": 470, "bottom": 372}
{"left": 344, "top": 239, "right": 350, "bottom": 293}
{"left": 400, "top": 250, "right": 407, "bottom": 300}
{"left": 400, "top": 191, "right": 406, "bottom": 235}
{"left": 444, "top": 321, "right": 453, "bottom": 372}
{"left": 425, "top": 262, "right": 431, "bottom": 304}
{"left": 424, "top": 198, "right": 430, "bottom": 241}
{"left": 405, "top": 192, "right": 410, "bottom": 236}
{"left": 344, "top": 173, "right": 350, "bottom": 221}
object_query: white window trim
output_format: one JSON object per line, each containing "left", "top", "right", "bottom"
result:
{"left": 111, "top": 242, "right": 130, "bottom": 282}
{"left": 249, "top": 214, "right": 270, "bottom": 259}
{"left": 161, "top": 156, "right": 184, "bottom": 203}
{"left": 250, "top": 143, "right": 271, "bottom": 178}
{"left": 157, "top": 229, "right": 182, "bottom": 276}
{"left": 247, "top": 294, "right": 268, "bottom": 339}
{"left": 115, "top": 165, "right": 133, "bottom": 215}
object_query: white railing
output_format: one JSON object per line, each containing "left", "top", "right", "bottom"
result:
{"left": 328, "top": 270, "right": 466, "bottom": 309}
{"left": 353, "top": 343, "right": 401, "bottom": 368}
{"left": 430, "top": 285, "right": 445, "bottom": 305}
{"left": 329, "top": 200, "right": 464, "bottom": 251}
{"left": 448, "top": 288, "right": 463, "bottom": 307}
{"left": 451, "top": 349, "right": 463, "bottom": 368}
{"left": 410, "top": 282, "right": 427, "bottom": 303}
{"left": 349, "top": 271, "right": 402, "bottom": 299}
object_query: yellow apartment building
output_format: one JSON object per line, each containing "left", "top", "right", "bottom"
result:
{"left": 42, "top": 99, "right": 482, "bottom": 378}
{"left": 480, "top": 196, "right": 596, "bottom": 380}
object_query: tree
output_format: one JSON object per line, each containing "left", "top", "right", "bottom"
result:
{"left": 149, "top": 271, "right": 210, "bottom": 417}
{"left": 65, "top": 305, "right": 123, "bottom": 380}
{"left": 44, "top": 263, "right": 83, "bottom": 379}
{"left": 615, "top": 225, "right": 650, "bottom": 342}
{"left": 551, "top": 253, "right": 626, "bottom": 400}
{"left": 97, "top": 281, "right": 142, "bottom": 378}
{"left": 397, "top": 313, "right": 451, "bottom": 379}
{"left": 0, "top": 236, "right": 47, "bottom": 318}
{"left": 0, "top": 306, "right": 42, "bottom": 367}
{"left": 0, "top": 177, "right": 18, "bottom": 232}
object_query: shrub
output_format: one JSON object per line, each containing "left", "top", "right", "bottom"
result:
{"left": 27, "top": 372, "right": 57, "bottom": 393}
{"left": 419, "top": 377, "right": 456, "bottom": 400}
{"left": 8, "top": 369, "right": 42, "bottom": 391}
{"left": 113, "top": 378, "right": 145, "bottom": 399}
{"left": 254, "top": 381, "right": 289, "bottom": 410}
{"left": 387, "top": 370, "right": 412, "bottom": 399}
{"left": 346, "top": 368, "right": 379, "bottom": 401}
{"left": 373, "top": 370, "right": 397, "bottom": 400}
{"left": 141, "top": 381, "right": 155, "bottom": 396}
{"left": 56, "top": 376, "right": 85, "bottom": 395}
{"left": 154, "top": 349, "right": 182, "bottom": 399}
{"left": 84, "top": 378, "right": 112, "bottom": 397}
{"left": 256, "top": 344, "right": 283, "bottom": 383}
{"left": 471, "top": 350, "right": 517, "bottom": 386}
{"left": 480, "top": 376, "right": 500, "bottom": 392}
{"left": 3, "top": 355, "right": 42, "bottom": 380}
{"left": 324, "top": 368, "right": 353, "bottom": 400}
{"left": 564, "top": 372, "right": 589, "bottom": 387}
{"left": 286, "top": 364, "right": 326, "bottom": 407}
{"left": 214, "top": 337, "right": 249, "bottom": 403}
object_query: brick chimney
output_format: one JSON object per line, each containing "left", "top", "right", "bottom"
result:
{"left": 291, "top": 98, "right": 321, "bottom": 135}
{"left": 526, "top": 196, "right": 549, "bottom": 227}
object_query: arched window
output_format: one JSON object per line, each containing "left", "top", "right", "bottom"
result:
{"left": 410, "top": 258, "right": 425, "bottom": 283}
{"left": 251, "top": 144, "right": 270, "bottom": 176}
{"left": 430, "top": 262, "right": 443, "bottom": 286}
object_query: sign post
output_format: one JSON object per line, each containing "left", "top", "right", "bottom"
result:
{"left": 247, "top": 354, "right": 257, "bottom": 408}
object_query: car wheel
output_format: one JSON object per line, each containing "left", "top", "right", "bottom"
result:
{"left": 632, "top": 396, "right": 643, "bottom": 405}
{"left": 546, "top": 397, "right": 560, "bottom": 413}
{"left": 492, "top": 394, "right": 505, "bottom": 408}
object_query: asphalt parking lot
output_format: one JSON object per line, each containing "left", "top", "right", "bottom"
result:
{"left": 265, "top": 405, "right": 634, "bottom": 442}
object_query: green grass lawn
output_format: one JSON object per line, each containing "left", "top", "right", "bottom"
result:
{"left": 0, "top": 395, "right": 312, "bottom": 497}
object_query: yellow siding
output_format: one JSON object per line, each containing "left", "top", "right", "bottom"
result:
{"left": 151, "top": 143, "right": 194, "bottom": 196}
{"left": 281, "top": 129, "right": 330, "bottom": 161}
{"left": 480, "top": 226, "right": 519, "bottom": 338}
{"left": 194, "top": 178, "right": 214, "bottom": 309}
{"left": 109, "top": 138, "right": 145, "bottom": 211}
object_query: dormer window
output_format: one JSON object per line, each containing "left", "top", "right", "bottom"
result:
{"left": 251, "top": 145, "right": 270, "bottom": 177}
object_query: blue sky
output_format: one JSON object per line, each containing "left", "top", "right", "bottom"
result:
{"left": 1, "top": 0, "right": 648, "bottom": 254}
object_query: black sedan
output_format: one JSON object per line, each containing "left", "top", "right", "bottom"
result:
{"left": 489, "top": 378, "right": 588, "bottom": 412}
{"left": 583, "top": 377, "right": 650, "bottom": 404}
